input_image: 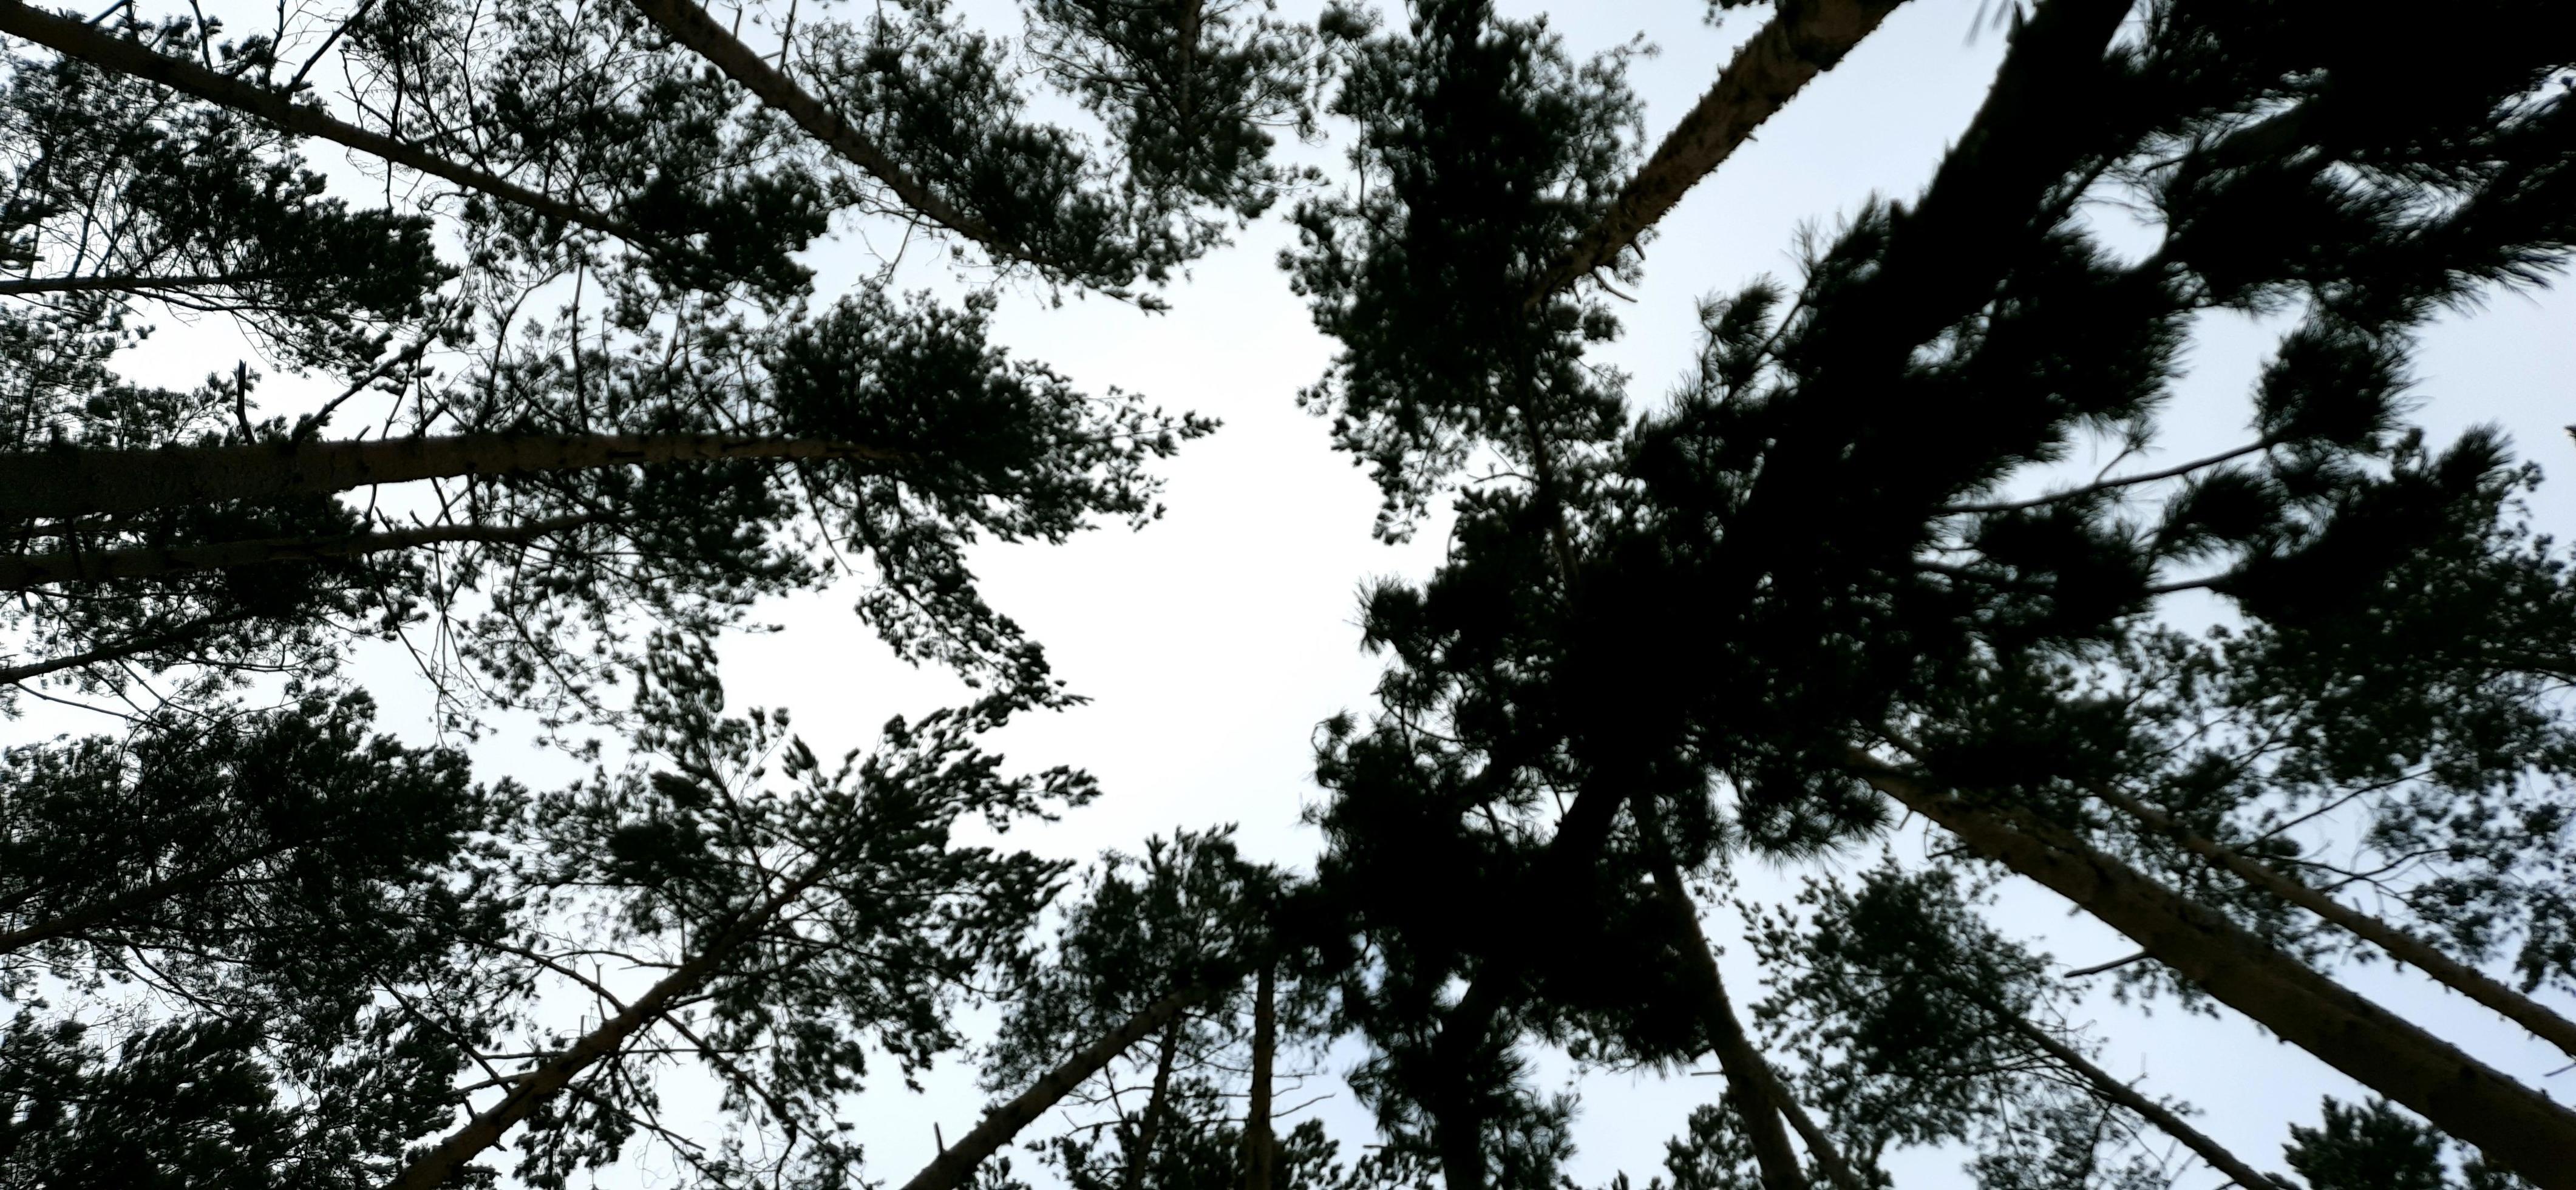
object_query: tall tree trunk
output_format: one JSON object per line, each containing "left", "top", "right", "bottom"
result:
{"left": 1634, "top": 803, "right": 1813, "bottom": 1190}
{"left": 0, "top": 0, "right": 631, "bottom": 242}
{"left": 900, "top": 985, "right": 1214, "bottom": 1190}
{"left": 1857, "top": 755, "right": 2576, "bottom": 1189}
{"left": 1531, "top": 0, "right": 1910, "bottom": 299}
{"left": 1121, "top": 1017, "right": 1185, "bottom": 1190}
{"left": 1996, "top": 1010, "right": 2288, "bottom": 1189}
{"left": 0, "top": 433, "right": 902, "bottom": 522}
{"left": 1244, "top": 962, "right": 1277, "bottom": 1190}
{"left": 0, "top": 515, "right": 602, "bottom": 590}
{"left": 385, "top": 860, "right": 840, "bottom": 1190}
{"left": 2090, "top": 781, "right": 2576, "bottom": 1061}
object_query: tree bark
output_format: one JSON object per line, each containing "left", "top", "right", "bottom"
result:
{"left": 384, "top": 859, "right": 839, "bottom": 1190}
{"left": 1244, "top": 962, "right": 1278, "bottom": 1190}
{"left": 1529, "top": 0, "right": 1909, "bottom": 300}
{"left": 0, "top": 0, "right": 633, "bottom": 243}
{"left": 1120, "top": 1016, "right": 1186, "bottom": 1190}
{"left": 899, "top": 984, "right": 1215, "bottom": 1190}
{"left": 0, "top": 515, "right": 601, "bottom": 590}
{"left": 2090, "top": 781, "right": 2576, "bottom": 1062}
{"left": 1858, "top": 755, "right": 2576, "bottom": 1189}
{"left": 1999, "top": 1011, "right": 2288, "bottom": 1189}
{"left": 0, "top": 433, "right": 902, "bottom": 522}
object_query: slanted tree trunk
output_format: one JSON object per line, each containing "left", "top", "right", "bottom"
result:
{"left": 900, "top": 984, "right": 1215, "bottom": 1190}
{"left": 0, "top": 433, "right": 903, "bottom": 522}
{"left": 1638, "top": 800, "right": 1866, "bottom": 1190}
{"left": 1244, "top": 962, "right": 1278, "bottom": 1190}
{"left": 624, "top": 0, "right": 1050, "bottom": 274}
{"left": 2091, "top": 780, "right": 2576, "bottom": 1061}
{"left": 386, "top": 858, "right": 841, "bottom": 1190}
{"left": 1635, "top": 808, "right": 1810, "bottom": 1190}
{"left": 0, "top": 0, "right": 631, "bottom": 242}
{"left": 1121, "top": 1016, "right": 1186, "bottom": 1190}
{"left": 0, "top": 515, "right": 602, "bottom": 590}
{"left": 1529, "top": 0, "right": 1910, "bottom": 299}
{"left": 1857, "top": 754, "right": 2576, "bottom": 1189}
{"left": 1996, "top": 1009, "right": 2288, "bottom": 1189}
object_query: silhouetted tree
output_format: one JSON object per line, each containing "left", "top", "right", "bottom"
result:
{"left": 1288, "top": 0, "right": 2576, "bottom": 1186}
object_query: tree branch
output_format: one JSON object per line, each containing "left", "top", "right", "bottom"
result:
{"left": 0, "top": 514, "right": 603, "bottom": 588}
{"left": 622, "top": 0, "right": 1070, "bottom": 277}
{"left": 0, "top": 0, "right": 637, "bottom": 243}
{"left": 0, "top": 610, "right": 248, "bottom": 685}
{"left": 0, "top": 432, "right": 907, "bottom": 521}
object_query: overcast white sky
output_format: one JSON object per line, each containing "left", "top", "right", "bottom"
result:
{"left": 18, "top": 0, "right": 2576, "bottom": 1185}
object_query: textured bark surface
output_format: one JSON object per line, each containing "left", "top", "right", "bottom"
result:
{"left": 0, "top": 433, "right": 902, "bottom": 521}
{"left": 1531, "top": 0, "right": 1909, "bottom": 298}
{"left": 0, "top": 0, "right": 631, "bottom": 240}
{"left": 899, "top": 984, "right": 1216, "bottom": 1190}
{"left": 1861, "top": 756, "right": 2576, "bottom": 1189}
{"left": 0, "top": 516, "right": 600, "bottom": 589}
{"left": 2000, "top": 1011, "right": 2288, "bottom": 1189}
{"left": 2093, "top": 781, "right": 2576, "bottom": 1061}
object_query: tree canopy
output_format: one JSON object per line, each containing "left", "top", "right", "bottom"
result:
{"left": 4, "top": 0, "right": 2573, "bottom": 1188}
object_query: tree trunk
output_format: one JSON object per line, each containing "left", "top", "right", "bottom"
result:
{"left": 0, "top": 515, "right": 601, "bottom": 590}
{"left": 1529, "top": 0, "right": 1909, "bottom": 299}
{"left": 1120, "top": 1017, "right": 1185, "bottom": 1190}
{"left": 0, "top": 0, "right": 630, "bottom": 243}
{"left": 2092, "top": 781, "right": 2576, "bottom": 1061}
{"left": 385, "top": 858, "right": 839, "bottom": 1190}
{"left": 1998, "top": 1011, "right": 2288, "bottom": 1189}
{"left": 1635, "top": 807, "right": 1812, "bottom": 1190}
{"left": 899, "top": 984, "right": 1214, "bottom": 1190}
{"left": 1858, "top": 755, "right": 2576, "bottom": 1189}
{"left": 1244, "top": 962, "right": 1277, "bottom": 1190}
{"left": 0, "top": 433, "right": 902, "bottom": 522}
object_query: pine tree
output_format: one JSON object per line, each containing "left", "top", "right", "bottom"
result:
{"left": 10, "top": 0, "right": 2576, "bottom": 1186}
{"left": 1285, "top": 0, "right": 2576, "bottom": 1186}
{"left": 2, "top": 1, "right": 1307, "bottom": 1184}
{"left": 0, "top": 0, "right": 1303, "bottom": 725}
